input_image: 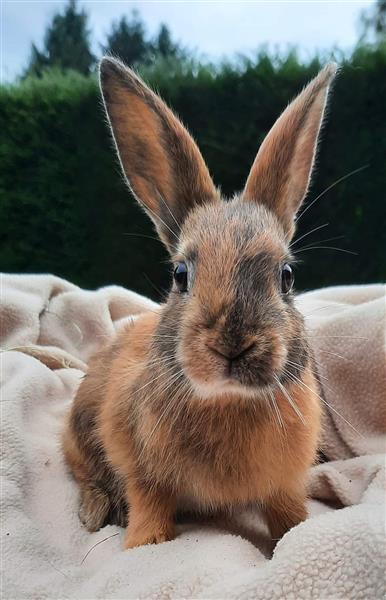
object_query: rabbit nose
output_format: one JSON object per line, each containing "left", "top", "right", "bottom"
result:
{"left": 207, "top": 341, "right": 255, "bottom": 363}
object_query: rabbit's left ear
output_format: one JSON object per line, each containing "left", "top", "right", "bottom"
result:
{"left": 241, "top": 64, "right": 337, "bottom": 239}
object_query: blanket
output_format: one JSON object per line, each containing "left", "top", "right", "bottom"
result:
{"left": 1, "top": 274, "right": 385, "bottom": 599}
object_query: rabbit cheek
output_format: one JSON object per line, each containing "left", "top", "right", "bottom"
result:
{"left": 176, "top": 324, "right": 223, "bottom": 391}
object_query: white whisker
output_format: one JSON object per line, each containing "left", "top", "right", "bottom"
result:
{"left": 296, "top": 164, "right": 369, "bottom": 222}
{"left": 137, "top": 371, "right": 186, "bottom": 461}
{"left": 305, "top": 334, "right": 369, "bottom": 340}
{"left": 290, "top": 222, "right": 329, "bottom": 248}
{"left": 285, "top": 370, "right": 363, "bottom": 438}
{"left": 143, "top": 201, "right": 180, "bottom": 245}
{"left": 133, "top": 364, "right": 177, "bottom": 395}
{"left": 285, "top": 357, "right": 329, "bottom": 382}
{"left": 154, "top": 187, "right": 181, "bottom": 233}
{"left": 294, "top": 245, "right": 357, "bottom": 256}
{"left": 266, "top": 388, "right": 284, "bottom": 430}
{"left": 275, "top": 377, "right": 306, "bottom": 425}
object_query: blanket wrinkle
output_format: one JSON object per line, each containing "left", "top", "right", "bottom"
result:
{"left": 1, "top": 274, "right": 385, "bottom": 599}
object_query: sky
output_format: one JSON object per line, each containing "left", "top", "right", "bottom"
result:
{"left": 2, "top": 0, "right": 374, "bottom": 81}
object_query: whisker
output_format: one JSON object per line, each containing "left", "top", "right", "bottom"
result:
{"left": 313, "top": 349, "right": 351, "bottom": 362}
{"left": 266, "top": 388, "right": 284, "bottom": 430}
{"left": 80, "top": 533, "right": 120, "bottom": 565}
{"left": 142, "top": 272, "right": 167, "bottom": 298}
{"left": 284, "top": 357, "right": 329, "bottom": 381}
{"left": 130, "top": 367, "right": 184, "bottom": 422}
{"left": 286, "top": 370, "right": 363, "bottom": 438}
{"left": 296, "top": 164, "right": 369, "bottom": 222}
{"left": 123, "top": 354, "right": 177, "bottom": 369}
{"left": 296, "top": 347, "right": 351, "bottom": 363}
{"left": 140, "top": 201, "right": 184, "bottom": 256}
{"left": 275, "top": 377, "right": 306, "bottom": 425}
{"left": 154, "top": 187, "right": 182, "bottom": 234}
{"left": 140, "top": 356, "right": 177, "bottom": 369}
{"left": 296, "top": 235, "right": 346, "bottom": 249}
{"left": 169, "top": 381, "right": 194, "bottom": 435}
{"left": 137, "top": 372, "right": 186, "bottom": 461}
{"left": 133, "top": 364, "right": 177, "bottom": 395}
{"left": 285, "top": 356, "right": 353, "bottom": 421}
{"left": 294, "top": 246, "right": 357, "bottom": 256}
{"left": 104, "top": 332, "right": 176, "bottom": 341}
{"left": 300, "top": 305, "right": 338, "bottom": 317}
{"left": 290, "top": 223, "right": 329, "bottom": 248}
{"left": 135, "top": 361, "right": 183, "bottom": 400}
{"left": 123, "top": 232, "right": 163, "bottom": 244}
{"left": 305, "top": 335, "right": 369, "bottom": 340}
{"left": 293, "top": 235, "right": 346, "bottom": 256}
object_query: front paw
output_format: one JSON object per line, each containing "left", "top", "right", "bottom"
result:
{"left": 124, "top": 526, "right": 175, "bottom": 549}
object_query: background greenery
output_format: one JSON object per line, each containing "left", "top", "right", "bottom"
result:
{"left": 1, "top": 1, "right": 385, "bottom": 299}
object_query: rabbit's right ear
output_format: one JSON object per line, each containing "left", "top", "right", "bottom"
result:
{"left": 100, "top": 58, "right": 218, "bottom": 253}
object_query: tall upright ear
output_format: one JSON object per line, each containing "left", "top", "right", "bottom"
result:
{"left": 241, "top": 64, "right": 337, "bottom": 240}
{"left": 100, "top": 57, "right": 218, "bottom": 253}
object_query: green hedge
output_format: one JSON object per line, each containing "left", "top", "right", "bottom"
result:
{"left": 1, "top": 47, "right": 385, "bottom": 299}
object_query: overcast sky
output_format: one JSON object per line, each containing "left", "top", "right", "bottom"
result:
{"left": 2, "top": 0, "right": 373, "bottom": 81}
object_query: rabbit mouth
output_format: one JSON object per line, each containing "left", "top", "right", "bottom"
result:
{"left": 179, "top": 340, "right": 288, "bottom": 399}
{"left": 176, "top": 314, "right": 291, "bottom": 400}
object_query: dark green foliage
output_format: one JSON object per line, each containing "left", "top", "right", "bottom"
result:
{"left": 101, "top": 11, "right": 152, "bottom": 67}
{"left": 27, "top": 44, "right": 49, "bottom": 76}
{"left": 102, "top": 12, "right": 186, "bottom": 68}
{"left": 25, "top": 0, "right": 95, "bottom": 77}
{"left": 1, "top": 46, "right": 385, "bottom": 299}
{"left": 155, "top": 24, "right": 184, "bottom": 59}
{"left": 360, "top": 0, "right": 386, "bottom": 41}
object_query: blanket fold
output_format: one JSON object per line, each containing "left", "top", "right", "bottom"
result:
{"left": 1, "top": 274, "right": 385, "bottom": 599}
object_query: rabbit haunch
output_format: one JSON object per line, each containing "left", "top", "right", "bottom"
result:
{"left": 63, "top": 58, "right": 336, "bottom": 549}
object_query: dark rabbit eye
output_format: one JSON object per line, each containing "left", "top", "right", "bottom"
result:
{"left": 174, "top": 262, "right": 188, "bottom": 292}
{"left": 281, "top": 264, "right": 294, "bottom": 294}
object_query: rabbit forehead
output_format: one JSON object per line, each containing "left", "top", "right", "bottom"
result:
{"left": 179, "top": 197, "right": 289, "bottom": 268}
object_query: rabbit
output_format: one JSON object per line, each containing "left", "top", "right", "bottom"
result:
{"left": 63, "top": 57, "right": 337, "bottom": 549}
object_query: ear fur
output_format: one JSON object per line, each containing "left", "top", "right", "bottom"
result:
{"left": 242, "top": 63, "right": 338, "bottom": 239}
{"left": 99, "top": 57, "right": 218, "bottom": 253}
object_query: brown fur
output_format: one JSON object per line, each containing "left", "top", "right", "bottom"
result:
{"left": 100, "top": 58, "right": 220, "bottom": 252}
{"left": 63, "top": 58, "right": 336, "bottom": 549}
{"left": 242, "top": 64, "right": 337, "bottom": 238}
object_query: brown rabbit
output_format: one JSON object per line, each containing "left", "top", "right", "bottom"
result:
{"left": 63, "top": 58, "right": 337, "bottom": 549}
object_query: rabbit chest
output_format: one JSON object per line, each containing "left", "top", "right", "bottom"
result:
{"left": 134, "top": 398, "right": 303, "bottom": 509}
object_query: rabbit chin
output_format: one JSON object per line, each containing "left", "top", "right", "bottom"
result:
{"left": 186, "top": 373, "right": 274, "bottom": 402}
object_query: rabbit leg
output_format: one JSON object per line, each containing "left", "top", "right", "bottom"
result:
{"left": 124, "top": 482, "right": 176, "bottom": 549}
{"left": 78, "top": 485, "right": 111, "bottom": 532}
{"left": 264, "top": 489, "right": 307, "bottom": 541}
{"left": 107, "top": 497, "right": 128, "bottom": 528}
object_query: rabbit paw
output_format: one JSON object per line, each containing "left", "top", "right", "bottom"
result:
{"left": 78, "top": 486, "right": 110, "bottom": 532}
{"left": 124, "top": 526, "right": 175, "bottom": 549}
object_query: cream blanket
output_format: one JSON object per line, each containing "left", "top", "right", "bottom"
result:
{"left": 1, "top": 274, "right": 385, "bottom": 599}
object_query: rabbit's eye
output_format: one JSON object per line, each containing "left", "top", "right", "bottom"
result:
{"left": 174, "top": 262, "right": 188, "bottom": 292}
{"left": 281, "top": 264, "right": 294, "bottom": 294}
